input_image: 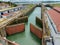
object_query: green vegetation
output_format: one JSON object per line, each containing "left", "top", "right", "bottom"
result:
{"left": 0, "top": 1, "right": 17, "bottom": 7}
{"left": 28, "top": 4, "right": 34, "bottom": 8}
{"left": 5, "top": 1, "right": 17, "bottom": 7}
{"left": 51, "top": 4, "right": 60, "bottom": 7}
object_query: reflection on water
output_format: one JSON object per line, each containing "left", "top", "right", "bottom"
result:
{"left": 7, "top": 7, "right": 41, "bottom": 45}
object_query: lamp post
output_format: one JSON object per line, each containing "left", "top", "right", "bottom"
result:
{"left": 10, "top": 0, "right": 11, "bottom": 7}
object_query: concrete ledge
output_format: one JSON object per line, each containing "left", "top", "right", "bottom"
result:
{"left": 30, "top": 23, "right": 42, "bottom": 39}
{"left": 9, "top": 16, "right": 28, "bottom": 25}
{"left": 6, "top": 23, "right": 25, "bottom": 35}
{"left": 36, "top": 17, "right": 43, "bottom": 28}
{"left": 17, "top": 16, "right": 28, "bottom": 23}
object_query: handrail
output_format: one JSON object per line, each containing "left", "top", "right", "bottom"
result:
{"left": 2, "top": 37, "right": 19, "bottom": 45}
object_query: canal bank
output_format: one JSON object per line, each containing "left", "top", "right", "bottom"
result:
{"left": 0, "top": 4, "right": 36, "bottom": 37}
{"left": 7, "top": 7, "right": 42, "bottom": 45}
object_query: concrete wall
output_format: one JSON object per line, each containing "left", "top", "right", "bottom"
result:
{"left": 21, "top": 5, "right": 36, "bottom": 16}
{"left": 30, "top": 23, "right": 42, "bottom": 39}
{"left": 6, "top": 23, "right": 25, "bottom": 35}
{"left": 36, "top": 17, "right": 43, "bottom": 28}
{"left": 9, "top": 16, "right": 28, "bottom": 25}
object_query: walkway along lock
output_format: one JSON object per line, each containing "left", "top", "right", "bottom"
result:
{"left": 30, "top": 23, "right": 42, "bottom": 39}
{"left": 6, "top": 23, "right": 25, "bottom": 35}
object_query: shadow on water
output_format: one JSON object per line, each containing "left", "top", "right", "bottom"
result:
{"left": 30, "top": 32, "right": 42, "bottom": 44}
{"left": 36, "top": 23, "right": 43, "bottom": 29}
{"left": 7, "top": 32, "right": 25, "bottom": 39}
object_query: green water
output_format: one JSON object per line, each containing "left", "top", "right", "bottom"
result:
{"left": 7, "top": 7, "right": 41, "bottom": 45}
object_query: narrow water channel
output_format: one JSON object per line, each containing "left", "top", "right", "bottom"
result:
{"left": 7, "top": 7, "right": 41, "bottom": 45}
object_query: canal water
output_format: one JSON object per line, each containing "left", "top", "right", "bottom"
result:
{"left": 7, "top": 7, "right": 42, "bottom": 45}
